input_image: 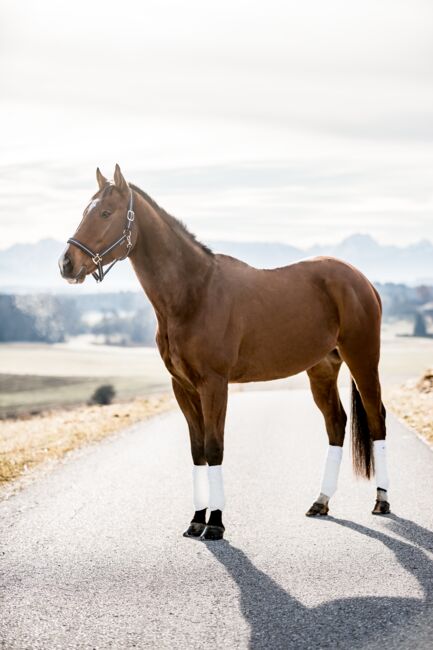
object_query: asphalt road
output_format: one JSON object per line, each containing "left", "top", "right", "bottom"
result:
{"left": 1, "top": 389, "right": 433, "bottom": 650}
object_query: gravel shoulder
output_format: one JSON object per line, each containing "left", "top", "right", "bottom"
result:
{"left": 386, "top": 369, "right": 433, "bottom": 447}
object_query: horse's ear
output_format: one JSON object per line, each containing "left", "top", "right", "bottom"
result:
{"left": 113, "top": 163, "right": 129, "bottom": 194}
{"left": 96, "top": 167, "right": 108, "bottom": 190}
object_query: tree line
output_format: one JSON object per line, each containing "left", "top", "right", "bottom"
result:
{"left": 0, "top": 284, "right": 432, "bottom": 345}
{"left": 0, "top": 292, "right": 156, "bottom": 345}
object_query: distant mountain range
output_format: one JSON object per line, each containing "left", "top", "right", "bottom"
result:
{"left": 211, "top": 235, "right": 433, "bottom": 285}
{"left": 0, "top": 234, "right": 432, "bottom": 292}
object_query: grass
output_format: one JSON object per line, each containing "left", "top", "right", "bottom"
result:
{"left": 0, "top": 395, "right": 173, "bottom": 485}
{"left": 0, "top": 374, "right": 96, "bottom": 417}
{"left": 0, "top": 373, "right": 171, "bottom": 418}
{"left": 387, "top": 370, "right": 433, "bottom": 446}
{"left": 0, "top": 341, "right": 172, "bottom": 417}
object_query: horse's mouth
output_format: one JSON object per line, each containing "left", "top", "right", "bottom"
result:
{"left": 67, "top": 265, "right": 87, "bottom": 284}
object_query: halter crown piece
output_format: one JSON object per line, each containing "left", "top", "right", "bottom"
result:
{"left": 67, "top": 188, "right": 135, "bottom": 282}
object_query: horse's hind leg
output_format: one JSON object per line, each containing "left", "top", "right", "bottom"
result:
{"left": 305, "top": 350, "right": 347, "bottom": 517}
{"left": 338, "top": 341, "right": 390, "bottom": 515}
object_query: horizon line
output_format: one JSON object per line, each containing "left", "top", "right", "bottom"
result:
{"left": 1, "top": 232, "right": 433, "bottom": 253}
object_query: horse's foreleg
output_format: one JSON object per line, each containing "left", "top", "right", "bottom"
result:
{"left": 198, "top": 375, "right": 228, "bottom": 540}
{"left": 171, "top": 379, "right": 208, "bottom": 537}
{"left": 306, "top": 353, "right": 347, "bottom": 517}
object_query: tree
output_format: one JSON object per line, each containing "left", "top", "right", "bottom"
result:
{"left": 413, "top": 312, "right": 427, "bottom": 337}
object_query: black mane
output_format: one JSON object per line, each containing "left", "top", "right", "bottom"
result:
{"left": 129, "top": 183, "right": 213, "bottom": 256}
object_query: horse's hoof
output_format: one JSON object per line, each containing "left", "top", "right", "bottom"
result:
{"left": 183, "top": 522, "right": 206, "bottom": 538}
{"left": 200, "top": 525, "right": 225, "bottom": 541}
{"left": 306, "top": 501, "right": 329, "bottom": 517}
{"left": 372, "top": 500, "right": 391, "bottom": 515}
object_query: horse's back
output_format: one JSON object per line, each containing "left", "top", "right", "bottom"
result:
{"left": 215, "top": 253, "right": 379, "bottom": 313}
{"left": 209, "top": 254, "right": 381, "bottom": 382}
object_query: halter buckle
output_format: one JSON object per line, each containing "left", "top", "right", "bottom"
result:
{"left": 127, "top": 210, "right": 135, "bottom": 222}
{"left": 92, "top": 253, "right": 103, "bottom": 265}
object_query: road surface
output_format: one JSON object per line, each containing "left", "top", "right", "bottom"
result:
{"left": 1, "top": 389, "right": 433, "bottom": 649}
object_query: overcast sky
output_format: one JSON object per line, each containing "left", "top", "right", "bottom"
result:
{"left": 1, "top": 0, "right": 432, "bottom": 249}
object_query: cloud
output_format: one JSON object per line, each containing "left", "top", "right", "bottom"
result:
{"left": 0, "top": 0, "right": 432, "bottom": 248}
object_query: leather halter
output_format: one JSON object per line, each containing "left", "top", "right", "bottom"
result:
{"left": 67, "top": 189, "right": 135, "bottom": 283}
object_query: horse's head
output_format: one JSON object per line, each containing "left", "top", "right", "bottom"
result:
{"left": 59, "top": 164, "right": 135, "bottom": 284}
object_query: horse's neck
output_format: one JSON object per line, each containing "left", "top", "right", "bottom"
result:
{"left": 129, "top": 195, "right": 214, "bottom": 318}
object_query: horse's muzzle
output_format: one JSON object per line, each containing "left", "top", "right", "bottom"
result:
{"left": 58, "top": 251, "right": 87, "bottom": 284}
{"left": 59, "top": 252, "right": 73, "bottom": 276}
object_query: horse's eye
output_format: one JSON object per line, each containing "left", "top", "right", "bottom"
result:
{"left": 101, "top": 210, "right": 111, "bottom": 218}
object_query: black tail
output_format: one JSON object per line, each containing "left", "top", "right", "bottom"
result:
{"left": 351, "top": 379, "right": 373, "bottom": 479}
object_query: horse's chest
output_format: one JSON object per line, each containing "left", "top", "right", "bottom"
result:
{"left": 156, "top": 328, "right": 195, "bottom": 383}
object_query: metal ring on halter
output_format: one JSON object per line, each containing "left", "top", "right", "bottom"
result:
{"left": 67, "top": 188, "right": 135, "bottom": 283}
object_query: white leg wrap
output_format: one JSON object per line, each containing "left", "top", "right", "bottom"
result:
{"left": 320, "top": 445, "right": 343, "bottom": 498}
{"left": 373, "top": 440, "right": 389, "bottom": 491}
{"left": 208, "top": 465, "right": 225, "bottom": 511}
{"left": 192, "top": 465, "right": 208, "bottom": 511}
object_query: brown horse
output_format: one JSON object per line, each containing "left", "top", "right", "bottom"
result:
{"left": 59, "top": 165, "right": 391, "bottom": 541}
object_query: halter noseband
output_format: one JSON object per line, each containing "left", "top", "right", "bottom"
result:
{"left": 67, "top": 188, "right": 135, "bottom": 283}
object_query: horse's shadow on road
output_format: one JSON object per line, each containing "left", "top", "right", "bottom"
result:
{"left": 206, "top": 515, "right": 433, "bottom": 649}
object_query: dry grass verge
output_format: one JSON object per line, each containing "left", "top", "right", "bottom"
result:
{"left": 387, "top": 369, "right": 433, "bottom": 445}
{"left": 0, "top": 395, "right": 173, "bottom": 485}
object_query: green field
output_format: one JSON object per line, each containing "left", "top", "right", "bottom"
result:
{"left": 0, "top": 373, "right": 170, "bottom": 418}
{"left": 0, "top": 340, "right": 171, "bottom": 417}
{"left": 0, "top": 327, "right": 432, "bottom": 417}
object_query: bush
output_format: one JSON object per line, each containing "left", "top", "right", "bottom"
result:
{"left": 91, "top": 384, "right": 116, "bottom": 405}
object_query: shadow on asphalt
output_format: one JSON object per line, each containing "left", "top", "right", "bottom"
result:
{"left": 206, "top": 516, "right": 433, "bottom": 649}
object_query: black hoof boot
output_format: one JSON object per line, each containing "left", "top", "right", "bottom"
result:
{"left": 183, "top": 522, "right": 206, "bottom": 538}
{"left": 200, "top": 525, "right": 225, "bottom": 541}
{"left": 372, "top": 500, "right": 391, "bottom": 515}
{"left": 306, "top": 501, "right": 329, "bottom": 517}
{"left": 200, "top": 509, "right": 225, "bottom": 541}
{"left": 183, "top": 509, "right": 207, "bottom": 538}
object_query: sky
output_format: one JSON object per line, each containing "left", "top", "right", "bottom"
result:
{"left": 0, "top": 0, "right": 432, "bottom": 249}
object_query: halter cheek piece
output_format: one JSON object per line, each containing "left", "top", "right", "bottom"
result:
{"left": 67, "top": 189, "right": 135, "bottom": 283}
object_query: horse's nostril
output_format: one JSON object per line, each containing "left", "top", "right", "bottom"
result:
{"left": 64, "top": 255, "right": 72, "bottom": 271}
{"left": 60, "top": 254, "right": 73, "bottom": 275}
